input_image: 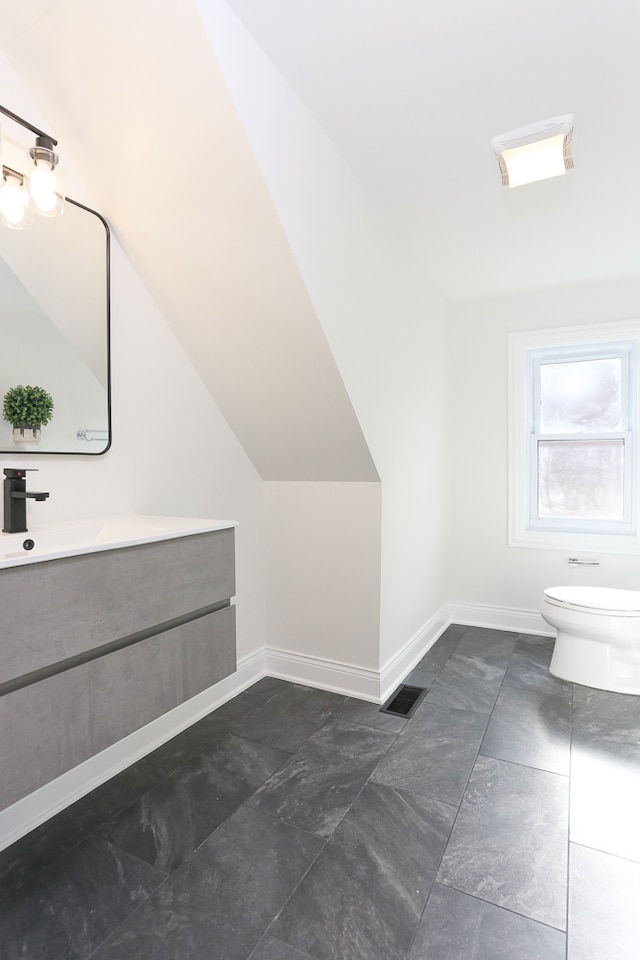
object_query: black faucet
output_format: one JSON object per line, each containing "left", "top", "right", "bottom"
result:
{"left": 2, "top": 468, "right": 50, "bottom": 534}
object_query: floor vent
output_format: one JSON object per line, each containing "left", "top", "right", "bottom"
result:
{"left": 380, "top": 684, "right": 426, "bottom": 719}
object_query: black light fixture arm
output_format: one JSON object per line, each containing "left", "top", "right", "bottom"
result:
{"left": 1, "top": 164, "right": 25, "bottom": 182}
{"left": 0, "top": 104, "right": 57, "bottom": 147}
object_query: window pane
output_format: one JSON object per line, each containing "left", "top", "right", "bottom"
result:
{"left": 539, "top": 358, "right": 622, "bottom": 433}
{"left": 538, "top": 439, "right": 624, "bottom": 520}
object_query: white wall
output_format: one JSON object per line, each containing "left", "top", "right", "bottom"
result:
{"left": 0, "top": 54, "right": 267, "bottom": 663}
{"left": 3, "top": 3, "right": 379, "bottom": 485}
{"left": 264, "top": 480, "right": 381, "bottom": 674}
{"left": 0, "top": 237, "right": 268, "bottom": 662}
{"left": 449, "top": 277, "right": 640, "bottom": 615}
{"left": 199, "top": 0, "right": 451, "bottom": 671}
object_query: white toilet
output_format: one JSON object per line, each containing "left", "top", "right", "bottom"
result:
{"left": 540, "top": 586, "right": 640, "bottom": 695}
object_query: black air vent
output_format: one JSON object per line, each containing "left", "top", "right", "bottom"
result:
{"left": 380, "top": 684, "right": 426, "bottom": 718}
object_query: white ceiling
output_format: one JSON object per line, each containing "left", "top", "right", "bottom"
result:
{"left": 3, "top": 0, "right": 640, "bottom": 304}
{"left": 226, "top": 0, "right": 640, "bottom": 301}
{"left": 2, "top": 0, "right": 640, "bottom": 477}
{"left": 0, "top": 0, "right": 379, "bottom": 480}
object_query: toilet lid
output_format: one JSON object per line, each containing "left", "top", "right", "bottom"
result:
{"left": 544, "top": 585, "right": 640, "bottom": 613}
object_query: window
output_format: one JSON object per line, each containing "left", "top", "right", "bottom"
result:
{"left": 529, "top": 342, "right": 634, "bottom": 534}
{"left": 509, "top": 323, "right": 640, "bottom": 551}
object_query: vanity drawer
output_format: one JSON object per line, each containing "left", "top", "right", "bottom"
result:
{"left": 0, "top": 604, "right": 236, "bottom": 810}
{"left": 0, "top": 527, "right": 235, "bottom": 684}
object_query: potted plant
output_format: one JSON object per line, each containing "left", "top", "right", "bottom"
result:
{"left": 3, "top": 384, "right": 54, "bottom": 444}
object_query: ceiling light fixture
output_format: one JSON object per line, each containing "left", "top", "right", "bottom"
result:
{"left": 491, "top": 114, "right": 574, "bottom": 188}
{"left": 0, "top": 104, "right": 64, "bottom": 229}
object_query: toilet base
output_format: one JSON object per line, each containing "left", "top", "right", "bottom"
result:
{"left": 550, "top": 630, "right": 640, "bottom": 695}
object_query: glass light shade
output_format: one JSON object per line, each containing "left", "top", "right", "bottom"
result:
{"left": 28, "top": 140, "right": 64, "bottom": 217}
{"left": 0, "top": 170, "right": 33, "bottom": 229}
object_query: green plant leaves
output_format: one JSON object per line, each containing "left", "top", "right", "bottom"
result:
{"left": 2, "top": 384, "right": 54, "bottom": 427}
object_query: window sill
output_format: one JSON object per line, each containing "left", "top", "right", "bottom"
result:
{"left": 508, "top": 529, "right": 640, "bottom": 555}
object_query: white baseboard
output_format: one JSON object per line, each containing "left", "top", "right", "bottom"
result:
{"left": 448, "top": 601, "right": 554, "bottom": 637}
{"left": 379, "top": 604, "right": 450, "bottom": 703}
{"left": 0, "top": 600, "right": 553, "bottom": 851}
{"left": 265, "top": 647, "right": 380, "bottom": 702}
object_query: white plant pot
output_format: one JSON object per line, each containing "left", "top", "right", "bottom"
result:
{"left": 13, "top": 425, "right": 41, "bottom": 444}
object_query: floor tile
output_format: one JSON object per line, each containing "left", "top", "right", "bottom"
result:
{"left": 434, "top": 622, "right": 469, "bottom": 646}
{"left": 197, "top": 678, "right": 288, "bottom": 727}
{"left": 408, "top": 882, "right": 566, "bottom": 960}
{"left": 403, "top": 626, "right": 468, "bottom": 686}
{"left": 246, "top": 718, "right": 396, "bottom": 837}
{"left": 91, "top": 806, "right": 324, "bottom": 960}
{"left": 98, "top": 733, "right": 288, "bottom": 871}
{"left": 0, "top": 759, "right": 166, "bottom": 904}
{"left": 336, "top": 697, "right": 407, "bottom": 733}
{"left": 503, "top": 635, "right": 570, "bottom": 696}
{"left": 143, "top": 678, "right": 289, "bottom": 774}
{"left": 249, "top": 934, "right": 318, "bottom": 960}
{"left": 232, "top": 676, "right": 293, "bottom": 708}
{"left": 231, "top": 684, "right": 346, "bottom": 753}
{"left": 453, "top": 626, "right": 517, "bottom": 663}
{"left": 403, "top": 662, "right": 440, "bottom": 687}
{"left": 144, "top": 709, "right": 240, "bottom": 772}
{"left": 4, "top": 626, "right": 635, "bottom": 960}
{"left": 0, "top": 836, "right": 166, "bottom": 960}
{"left": 568, "top": 843, "right": 640, "bottom": 960}
{"left": 571, "top": 685, "right": 640, "bottom": 745}
{"left": 270, "top": 781, "right": 456, "bottom": 960}
{"left": 480, "top": 683, "right": 571, "bottom": 775}
{"left": 570, "top": 737, "right": 640, "bottom": 862}
{"left": 372, "top": 702, "right": 488, "bottom": 805}
{"left": 436, "top": 755, "right": 569, "bottom": 930}
{"left": 425, "top": 653, "right": 506, "bottom": 714}
{"left": 570, "top": 685, "right": 640, "bottom": 862}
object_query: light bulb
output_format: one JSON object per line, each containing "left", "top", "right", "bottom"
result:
{"left": 501, "top": 135, "right": 567, "bottom": 188}
{"left": 30, "top": 160, "right": 58, "bottom": 213}
{"left": 0, "top": 175, "right": 29, "bottom": 225}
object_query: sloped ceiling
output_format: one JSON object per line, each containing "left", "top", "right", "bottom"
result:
{"left": 3, "top": 0, "right": 639, "bottom": 479}
{"left": 0, "top": 0, "right": 378, "bottom": 481}
{"left": 227, "top": 0, "right": 640, "bottom": 301}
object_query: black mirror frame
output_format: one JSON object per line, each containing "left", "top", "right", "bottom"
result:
{"left": 1, "top": 197, "right": 112, "bottom": 457}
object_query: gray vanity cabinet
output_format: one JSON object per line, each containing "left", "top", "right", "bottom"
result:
{"left": 0, "top": 528, "right": 236, "bottom": 811}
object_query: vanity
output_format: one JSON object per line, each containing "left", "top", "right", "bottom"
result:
{"left": 0, "top": 516, "right": 237, "bottom": 811}
{"left": 0, "top": 163, "right": 239, "bottom": 821}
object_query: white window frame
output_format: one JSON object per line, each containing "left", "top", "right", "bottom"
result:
{"left": 509, "top": 321, "right": 640, "bottom": 553}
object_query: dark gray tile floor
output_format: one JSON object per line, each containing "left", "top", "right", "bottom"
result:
{"left": 1, "top": 625, "right": 639, "bottom": 959}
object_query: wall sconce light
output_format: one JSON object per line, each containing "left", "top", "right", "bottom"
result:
{"left": 491, "top": 114, "right": 574, "bottom": 188}
{"left": 0, "top": 167, "right": 33, "bottom": 230}
{"left": 0, "top": 104, "right": 64, "bottom": 229}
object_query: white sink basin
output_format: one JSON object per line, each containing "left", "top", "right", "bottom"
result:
{"left": 0, "top": 514, "right": 237, "bottom": 568}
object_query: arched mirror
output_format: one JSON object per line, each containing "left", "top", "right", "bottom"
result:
{"left": 0, "top": 198, "right": 110, "bottom": 455}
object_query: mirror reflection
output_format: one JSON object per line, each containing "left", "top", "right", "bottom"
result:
{"left": 0, "top": 198, "right": 110, "bottom": 455}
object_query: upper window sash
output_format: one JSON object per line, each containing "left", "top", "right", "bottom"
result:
{"left": 528, "top": 341, "right": 633, "bottom": 436}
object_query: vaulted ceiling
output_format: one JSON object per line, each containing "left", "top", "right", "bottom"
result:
{"left": 5, "top": 0, "right": 637, "bottom": 305}
{"left": 0, "top": 0, "right": 378, "bottom": 480}
{"left": 2, "top": 0, "right": 639, "bottom": 477}
{"left": 229, "top": 0, "right": 640, "bottom": 300}
{"left": 226, "top": 0, "right": 640, "bottom": 300}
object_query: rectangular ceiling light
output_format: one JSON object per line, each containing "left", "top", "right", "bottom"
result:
{"left": 491, "top": 114, "right": 575, "bottom": 188}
